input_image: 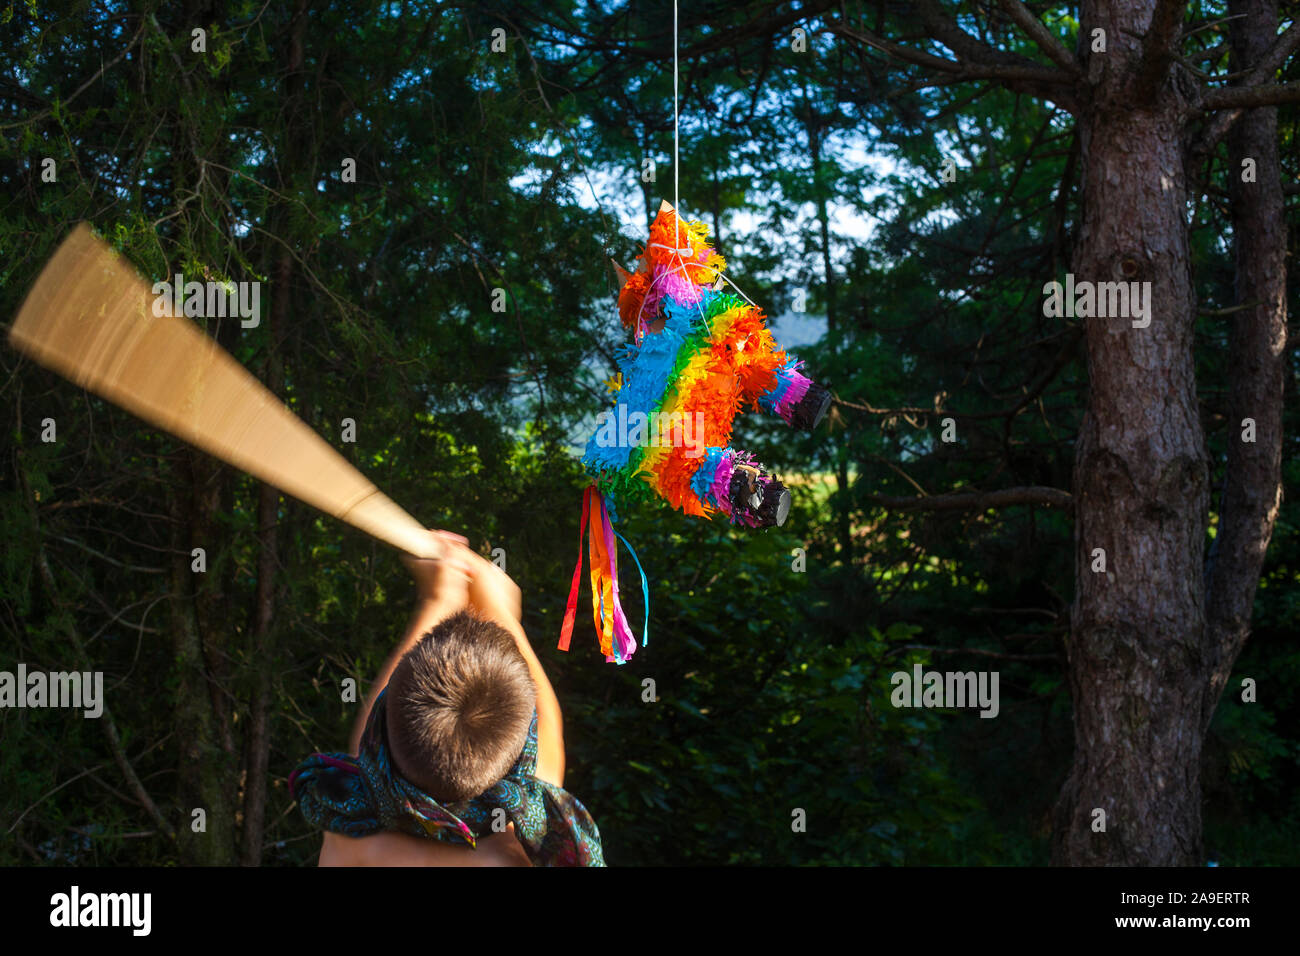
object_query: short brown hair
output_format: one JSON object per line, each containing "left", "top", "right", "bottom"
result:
{"left": 385, "top": 611, "right": 536, "bottom": 803}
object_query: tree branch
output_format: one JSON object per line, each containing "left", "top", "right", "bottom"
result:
{"left": 995, "top": 0, "right": 1080, "bottom": 75}
{"left": 1203, "top": 79, "right": 1300, "bottom": 109}
{"left": 45, "top": 532, "right": 166, "bottom": 574}
{"left": 34, "top": 549, "right": 176, "bottom": 841}
{"left": 7, "top": 763, "right": 109, "bottom": 834}
{"left": 1237, "top": 19, "right": 1300, "bottom": 87}
{"left": 1194, "top": 21, "right": 1300, "bottom": 151}
{"left": 913, "top": 0, "right": 1025, "bottom": 66}
{"left": 830, "top": 5, "right": 1080, "bottom": 111}
{"left": 831, "top": 21, "right": 1069, "bottom": 85}
{"left": 864, "top": 486, "right": 1074, "bottom": 513}
{"left": 0, "top": 18, "right": 145, "bottom": 131}
{"left": 1139, "top": 0, "right": 1190, "bottom": 96}
{"left": 831, "top": 326, "right": 1082, "bottom": 422}
{"left": 894, "top": 644, "right": 1059, "bottom": 663}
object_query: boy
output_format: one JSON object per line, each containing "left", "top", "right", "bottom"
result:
{"left": 291, "top": 530, "right": 604, "bottom": 866}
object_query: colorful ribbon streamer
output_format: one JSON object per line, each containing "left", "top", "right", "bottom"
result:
{"left": 558, "top": 484, "right": 647, "bottom": 662}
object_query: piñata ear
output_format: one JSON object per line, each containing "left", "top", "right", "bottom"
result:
{"left": 649, "top": 200, "right": 702, "bottom": 258}
{"left": 654, "top": 200, "right": 679, "bottom": 239}
{"left": 610, "top": 258, "right": 633, "bottom": 289}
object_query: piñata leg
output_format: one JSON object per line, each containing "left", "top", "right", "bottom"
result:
{"left": 756, "top": 358, "right": 831, "bottom": 431}
{"left": 690, "top": 445, "right": 791, "bottom": 529}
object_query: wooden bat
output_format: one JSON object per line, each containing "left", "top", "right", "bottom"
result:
{"left": 8, "top": 223, "right": 443, "bottom": 560}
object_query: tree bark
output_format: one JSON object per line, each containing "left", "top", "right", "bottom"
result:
{"left": 161, "top": 0, "right": 239, "bottom": 865}
{"left": 168, "top": 467, "right": 238, "bottom": 864}
{"left": 1202, "top": 0, "right": 1287, "bottom": 731}
{"left": 191, "top": 453, "right": 237, "bottom": 758}
{"left": 1053, "top": 0, "right": 1210, "bottom": 865}
{"left": 240, "top": 251, "right": 288, "bottom": 867}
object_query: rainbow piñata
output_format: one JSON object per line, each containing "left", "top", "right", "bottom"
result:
{"left": 560, "top": 201, "right": 829, "bottom": 662}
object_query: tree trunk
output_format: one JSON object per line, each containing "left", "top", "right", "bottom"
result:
{"left": 804, "top": 102, "right": 854, "bottom": 564}
{"left": 162, "top": 0, "right": 239, "bottom": 864}
{"left": 1202, "top": 0, "right": 1287, "bottom": 733}
{"left": 240, "top": 0, "right": 307, "bottom": 865}
{"left": 1053, "top": 0, "right": 1210, "bottom": 865}
{"left": 240, "top": 254, "right": 287, "bottom": 866}
{"left": 192, "top": 453, "right": 237, "bottom": 758}
{"left": 168, "top": 466, "right": 238, "bottom": 865}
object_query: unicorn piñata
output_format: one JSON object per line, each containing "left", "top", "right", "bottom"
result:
{"left": 559, "top": 201, "right": 830, "bottom": 662}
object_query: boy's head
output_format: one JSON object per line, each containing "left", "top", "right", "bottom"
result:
{"left": 385, "top": 610, "right": 536, "bottom": 803}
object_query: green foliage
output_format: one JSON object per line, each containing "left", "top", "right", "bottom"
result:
{"left": 0, "top": 0, "right": 1295, "bottom": 867}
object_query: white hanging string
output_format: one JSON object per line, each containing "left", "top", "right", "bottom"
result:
{"left": 631, "top": 0, "right": 761, "bottom": 339}
{"left": 667, "top": 0, "right": 716, "bottom": 336}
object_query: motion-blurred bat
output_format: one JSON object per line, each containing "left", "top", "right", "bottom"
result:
{"left": 8, "top": 223, "right": 443, "bottom": 559}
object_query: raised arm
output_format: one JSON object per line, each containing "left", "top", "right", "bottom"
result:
{"left": 347, "top": 531, "right": 564, "bottom": 787}
{"left": 460, "top": 552, "right": 566, "bottom": 788}
{"left": 348, "top": 530, "right": 471, "bottom": 754}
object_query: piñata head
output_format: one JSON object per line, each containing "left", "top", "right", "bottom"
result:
{"left": 583, "top": 200, "right": 830, "bottom": 527}
{"left": 560, "top": 201, "right": 829, "bottom": 664}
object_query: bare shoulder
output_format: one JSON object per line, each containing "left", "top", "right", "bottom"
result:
{"left": 318, "top": 826, "right": 533, "bottom": 867}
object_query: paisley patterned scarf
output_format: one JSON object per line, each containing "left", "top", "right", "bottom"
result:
{"left": 290, "top": 689, "right": 604, "bottom": 866}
